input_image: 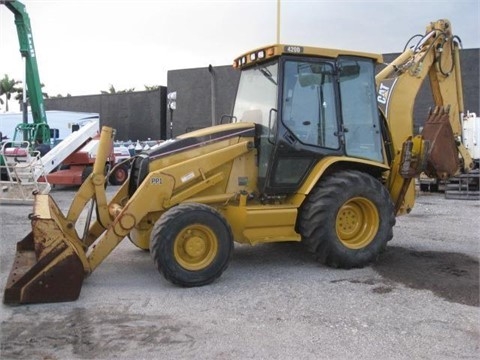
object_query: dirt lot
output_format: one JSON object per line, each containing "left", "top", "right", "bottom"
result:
{"left": 0, "top": 187, "right": 479, "bottom": 359}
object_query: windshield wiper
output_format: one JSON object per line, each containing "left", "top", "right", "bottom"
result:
{"left": 257, "top": 66, "right": 277, "bottom": 86}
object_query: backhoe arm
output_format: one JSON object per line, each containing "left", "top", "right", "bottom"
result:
{"left": 375, "top": 19, "right": 472, "bottom": 214}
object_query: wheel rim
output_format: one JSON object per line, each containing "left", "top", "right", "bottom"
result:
{"left": 174, "top": 224, "right": 218, "bottom": 270}
{"left": 114, "top": 168, "right": 127, "bottom": 183}
{"left": 336, "top": 197, "right": 379, "bottom": 249}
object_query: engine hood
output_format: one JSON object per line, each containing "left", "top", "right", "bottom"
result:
{"left": 146, "top": 122, "right": 256, "bottom": 160}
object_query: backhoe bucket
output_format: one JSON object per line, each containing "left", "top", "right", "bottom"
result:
{"left": 4, "top": 194, "right": 86, "bottom": 304}
{"left": 421, "top": 106, "right": 459, "bottom": 179}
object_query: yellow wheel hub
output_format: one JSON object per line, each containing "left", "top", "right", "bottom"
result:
{"left": 174, "top": 225, "right": 218, "bottom": 270}
{"left": 336, "top": 197, "right": 379, "bottom": 249}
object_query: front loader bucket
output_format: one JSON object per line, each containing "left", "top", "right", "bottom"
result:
{"left": 4, "top": 195, "right": 86, "bottom": 304}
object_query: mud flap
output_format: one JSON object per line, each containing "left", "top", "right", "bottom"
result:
{"left": 3, "top": 196, "right": 86, "bottom": 305}
{"left": 421, "top": 106, "right": 459, "bottom": 179}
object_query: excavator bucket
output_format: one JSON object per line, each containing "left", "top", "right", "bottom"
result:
{"left": 421, "top": 106, "right": 459, "bottom": 179}
{"left": 3, "top": 194, "right": 86, "bottom": 305}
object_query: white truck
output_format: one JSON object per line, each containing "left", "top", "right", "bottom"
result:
{"left": 444, "top": 112, "right": 479, "bottom": 199}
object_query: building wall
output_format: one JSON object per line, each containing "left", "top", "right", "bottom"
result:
{"left": 460, "top": 48, "right": 480, "bottom": 115}
{"left": 44, "top": 88, "right": 167, "bottom": 141}
{"left": 166, "top": 65, "right": 241, "bottom": 137}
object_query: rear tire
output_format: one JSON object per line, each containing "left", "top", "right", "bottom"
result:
{"left": 109, "top": 163, "right": 129, "bottom": 185}
{"left": 298, "top": 170, "right": 395, "bottom": 269}
{"left": 150, "top": 203, "right": 233, "bottom": 287}
{"left": 81, "top": 165, "right": 93, "bottom": 182}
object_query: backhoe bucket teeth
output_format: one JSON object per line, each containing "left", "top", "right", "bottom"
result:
{"left": 421, "top": 106, "right": 459, "bottom": 179}
{"left": 3, "top": 195, "right": 86, "bottom": 304}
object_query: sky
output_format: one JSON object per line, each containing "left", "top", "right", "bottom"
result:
{"left": 0, "top": 0, "right": 479, "bottom": 105}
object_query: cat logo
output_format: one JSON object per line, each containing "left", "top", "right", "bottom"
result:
{"left": 377, "top": 82, "right": 390, "bottom": 105}
{"left": 376, "top": 78, "right": 398, "bottom": 117}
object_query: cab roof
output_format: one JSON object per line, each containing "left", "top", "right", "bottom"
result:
{"left": 233, "top": 44, "right": 383, "bottom": 69}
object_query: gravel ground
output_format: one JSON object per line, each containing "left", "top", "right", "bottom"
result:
{"left": 0, "top": 187, "right": 479, "bottom": 360}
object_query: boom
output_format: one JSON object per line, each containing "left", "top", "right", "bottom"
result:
{"left": 1, "top": 0, "right": 50, "bottom": 143}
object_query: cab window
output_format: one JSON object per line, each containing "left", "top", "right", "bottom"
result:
{"left": 339, "top": 58, "right": 383, "bottom": 162}
{"left": 281, "top": 60, "right": 339, "bottom": 149}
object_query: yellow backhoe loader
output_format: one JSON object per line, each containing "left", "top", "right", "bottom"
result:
{"left": 3, "top": 19, "right": 473, "bottom": 304}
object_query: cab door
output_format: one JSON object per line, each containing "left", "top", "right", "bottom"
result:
{"left": 260, "top": 57, "right": 343, "bottom": 194}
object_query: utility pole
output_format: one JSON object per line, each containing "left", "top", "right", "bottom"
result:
{"left": 276, "top": 0, "right": 281, "bottom": 44}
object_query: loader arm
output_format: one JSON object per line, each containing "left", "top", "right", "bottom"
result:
{"left": 85, "top": 138, "right": 252, "bottom": 271}
{"left": 375, "top": 19, "right": 473, "bottom": 214}
{"left": 4, "top": 126, "right": 253, "bottom": 304}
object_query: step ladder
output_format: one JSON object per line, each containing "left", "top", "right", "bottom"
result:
{"left": 1, "top": 141, "right": 51, "bottom": 204}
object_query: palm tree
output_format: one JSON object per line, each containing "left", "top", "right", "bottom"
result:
{"left": 144, "top": 85, "right": 161, "bottom": 91}
{"left": 13, "top": 82, "right": 49, "bottom": 110}
{"left": 0, "top": 74, "right": 21, "bottom": 112}
{"left": 101, "top": 84, "right": 135, "bottom": 94}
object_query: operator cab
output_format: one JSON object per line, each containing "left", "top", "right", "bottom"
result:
{"left": 232, "top": 45, "right": 385, "bottom": 195}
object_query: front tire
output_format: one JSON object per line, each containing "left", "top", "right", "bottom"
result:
{"left": 299, "top": 170, "right": 395, "bottom": 269}
{"left": 150, "top": 203, "right": 234, "bottom": 287}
